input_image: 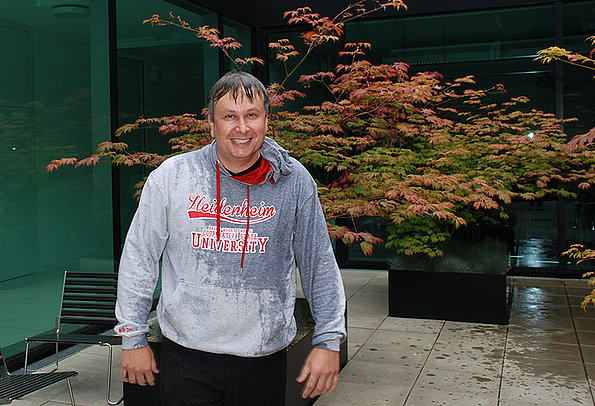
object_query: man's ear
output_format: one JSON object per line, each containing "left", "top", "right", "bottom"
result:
{"left": 208, "top": 117, "right": 214, "bottom": 137}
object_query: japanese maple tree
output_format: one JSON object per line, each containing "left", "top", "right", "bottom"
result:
{"left": 48, "top": 1, "right": 595, "bottom": 258}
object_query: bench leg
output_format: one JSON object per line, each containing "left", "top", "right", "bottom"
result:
{"left": 24, "top": 341, "right": 59, "bottom": 374}
{"left": 67, "top": 377, "right": 76, "bottom": 406}
{"left": 104, "top": 344, "right": 123, "bottom": 405}
{"left": 24, "top": 341, "right": 30, "bottom": 374}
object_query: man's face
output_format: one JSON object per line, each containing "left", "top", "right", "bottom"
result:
{"left": 209, "top": 90, "right": 268, "bottom": 174}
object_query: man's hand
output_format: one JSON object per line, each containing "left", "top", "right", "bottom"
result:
{"left": 296, "top": 347, "right": 340, "bottom": 399}
{"left": 121, "top": 346, "right": 160, "bottom": 386}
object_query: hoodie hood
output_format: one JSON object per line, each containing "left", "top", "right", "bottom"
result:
{"left": 209, "top": 136, "right": 293, "bottom": 185}
{"left": 259, "top": 137, "right": 294, "bottom": 182}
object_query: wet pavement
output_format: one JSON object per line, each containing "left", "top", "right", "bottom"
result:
{"left": 317, "top": 271, "right": 595, "bottom": 405}
{"left": 8, "top": 270, "right": 595, "bottom": 405}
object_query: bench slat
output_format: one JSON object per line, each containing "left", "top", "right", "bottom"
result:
{"left": 0, "top": 371, "right": 77, "bottom": 401}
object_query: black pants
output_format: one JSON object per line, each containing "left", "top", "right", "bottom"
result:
{"left": 160, "top": 336, "right": 287, "bottom": 406}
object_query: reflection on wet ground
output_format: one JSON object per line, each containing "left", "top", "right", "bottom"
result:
{"left": 512, "top": 237, "right": 559, "bottom": 268}
{"left": 317, "top": 271, "right": 595, "bottom": 406}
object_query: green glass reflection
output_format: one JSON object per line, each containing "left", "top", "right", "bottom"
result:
{"left": 345, "top": 5, "right": 555, "bottom": 111}
{"left": 0, "top": 1, "right": 113, "bottom": 359}
{"left": 223, "top": 16, "right": 252, "bottom": 74}
{"left": 116, "top": 0, "right": 219, "bottom": 240}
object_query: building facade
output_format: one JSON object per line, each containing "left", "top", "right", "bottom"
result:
{"left": 1, "top": 0, "right": 593, "bottom": 364}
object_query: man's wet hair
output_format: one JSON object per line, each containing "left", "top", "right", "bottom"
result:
{"left": 207, "top": 71, "right": 269, "bottom": 118}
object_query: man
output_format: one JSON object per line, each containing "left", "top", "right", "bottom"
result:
{"left": 115, "top": 71, "right": 346, "bottom": 405}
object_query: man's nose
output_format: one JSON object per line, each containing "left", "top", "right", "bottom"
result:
{"left": 236, "top": 117, "right": 249, "bottom": 133}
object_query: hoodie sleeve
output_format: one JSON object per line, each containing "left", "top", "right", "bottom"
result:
{"left": 293, "top": 177, "right": 346, "bottom": 352}
{"left": 114, "top": 172, "right": 169, "bottom": 349}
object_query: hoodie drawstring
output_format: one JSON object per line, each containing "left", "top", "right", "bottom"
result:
{"left": 215, "top": 157, "right": 274, "bottom": 272}
{"left": 216, "top": 161, "right": 221, "bottom": 242}
{"left": 241, "top": 185, "right": 250, "bottom": 270}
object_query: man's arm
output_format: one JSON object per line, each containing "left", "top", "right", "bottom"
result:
{"left": 292, "top": 168, "right": 346, "bottom": 396}
{"left": 115, "top": 172, "right": 169, "bottom": 383}
{"left": 296, "top": 348, "right": 340, "bottom": 398}
{"left": 293, "top": 178, "right": 346, "bottom": 350}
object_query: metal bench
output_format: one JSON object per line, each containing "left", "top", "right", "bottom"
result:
{"left": 0, "top": 345, "right": 77, "bottom": 405}
{"left": 24, "top": 271, "right": 122, "bottom": 405}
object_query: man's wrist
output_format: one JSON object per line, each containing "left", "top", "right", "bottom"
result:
{"left": 122, "top": 335, "right": 149, "bottom": 350}
{"left": 313, "top": 337, "right": 341, "bottom": 352}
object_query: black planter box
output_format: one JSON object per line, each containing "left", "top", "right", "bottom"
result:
{"left": 388, "top": 269, "right": 511, "bottom": 325}
{"left": 124, "top": 300, "right": 348, "bottom": 406}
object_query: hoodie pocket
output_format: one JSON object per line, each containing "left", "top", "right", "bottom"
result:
{"left": 162, "top": 280, "right": 290, "bottom": 356}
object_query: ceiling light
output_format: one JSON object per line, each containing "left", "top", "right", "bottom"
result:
{"left": 52, "top": 5, "right": 89, "bottom": 18}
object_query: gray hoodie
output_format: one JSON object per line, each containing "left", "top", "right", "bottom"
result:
{"left": 115, "top": 137, "right": 346, "bottom": 357}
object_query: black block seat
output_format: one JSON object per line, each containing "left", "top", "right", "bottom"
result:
{"left": 0, "top": 346, "right": 77, "bottom": 405}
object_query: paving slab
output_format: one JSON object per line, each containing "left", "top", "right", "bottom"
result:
{"left": 506, "top": 340, "right": 582, "bottom": 363}
{"left": 379, "top": 317, "right": 444, "bottom": 334}
{"left": 346, "top": 327, "right": 375, "bottom": 360}
{"left": 415, "top": 361, "right": 501, "bottom": 395}
{"left": 577, "top": 330, "right": 595, "bottom": 346}
{"left": 355, "top": 329, "right": 437, "bottom": 365}
{"left": 574, "top": 316, "right": 595, "bottom": 332}
{"left": 337, "top": 358, "right": 421, "bottom": 387}
{"left": 316, "top": 380, "right": 411, "bottom": 406}
{"left": 500, "top": 356, "right": 593, "bottom": 405}
{"left": 405, "top": 386, "right": 498, "bottom": 405}
{"left": 508, "top": 325, "right": 578, "bottom": 345}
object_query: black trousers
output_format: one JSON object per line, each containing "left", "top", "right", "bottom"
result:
{"left": 160, "top": 336, "right": 287, "bottom": 406}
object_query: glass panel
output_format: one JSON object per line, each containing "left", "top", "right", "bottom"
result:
{"left": 563, "top": 1, "right": 595, "bottom": 137}
{"left": 223, "top": 16, "right": 252, "bottom": 73}
{"left": 0, "top": 23, "right": 36, "bottom": 281}
{"left": 346, "top": 217, "right": 392, "bottom": 265}
{"left": 345, "top": 5, "right": 555, "bottom": 106}
{"left": 566, "top": 191, "right": 595, "bottom": 272}
{"left": 563, "top": 1, "right": 595, "bottom": 273}
{"left": 509, "top": 201, "right": 559, "bottom": 270}
{"left": 0, "top": 1, "right": 113, "bottom": 359}
{"left": 116, "top": 0, "right": 218, "bottom": 239}
{"left": 343, "top": 6, "right": 558, "bottom": 267}
{"left": 268, "top": 30, "right": 336, "bottom": 110}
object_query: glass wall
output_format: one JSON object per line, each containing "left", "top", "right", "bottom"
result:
{"left": 222, "top": 17, "right": 252, "bottom": 74}
{"left": 116, "top": 0, "right": 218, "bottom": 240}
{"left": 563, "top": 1, "right": 595, "bottom": 138}
{"left": 0, "top": 0, "right": 235, "bottom": 364}
{"left": 563, "top": 1, "right": 595, "bottom": 271}
{"left": 341, "top": 3, "right": 594, "bottom": 273}
{"left": 0, "top": 1, "right": 113, "bottom": 359}
{"left": 345, "top": 5, "right": 555, "bottom": 108}
{"left": 267, "top": 30, "right": 336, "bottom": 111}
